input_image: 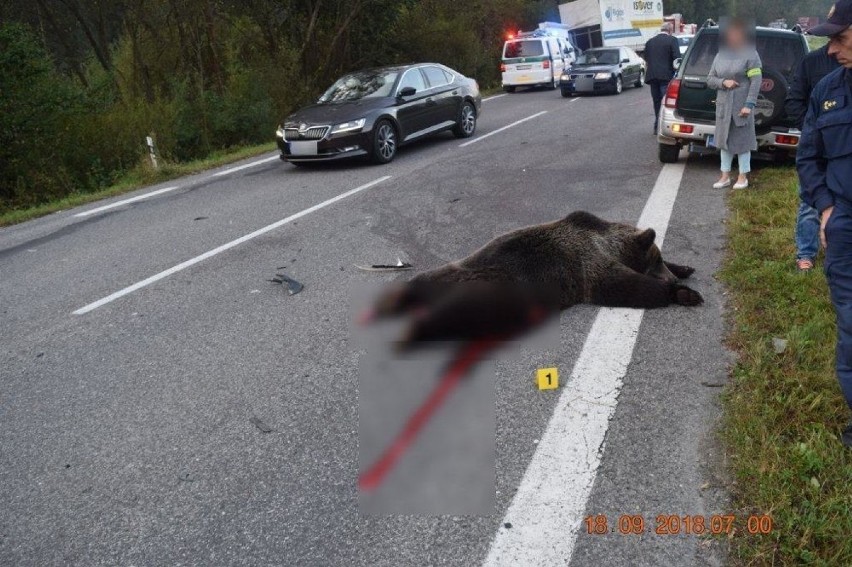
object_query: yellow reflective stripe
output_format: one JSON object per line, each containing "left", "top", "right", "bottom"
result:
{"left": 747, "top": 68, "right": 762, "bottom": 78}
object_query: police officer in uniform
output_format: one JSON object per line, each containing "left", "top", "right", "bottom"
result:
{"left": 797, "top": 0, "right": 852, "bottom": 448}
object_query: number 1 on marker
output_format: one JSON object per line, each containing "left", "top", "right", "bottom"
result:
{"left": 536, "top": 367, "right": 559, "bottom": 390}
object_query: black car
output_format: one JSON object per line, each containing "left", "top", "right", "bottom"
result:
{"left": 276, "top": 64, "right": 482, "bottom": 165}
{"left": 559, "top": 47, "right": 645, "bottom": 97}
{"left": 657, "top": 25, "right": 808, "bottom": 163}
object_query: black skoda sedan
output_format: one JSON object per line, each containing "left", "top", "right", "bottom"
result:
{"left": 276, "top": 64, "right": 481, "bottom": 165}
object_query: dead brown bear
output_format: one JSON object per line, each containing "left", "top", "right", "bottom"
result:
{"left": 367, "top": 211, "right": 702, "bottom": 347}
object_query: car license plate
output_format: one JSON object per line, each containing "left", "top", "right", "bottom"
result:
{"left": 517, "top": 75, "right": 532, "bottom": 82}
{"left": 516, "top": 64, "right": 532, "bottom": 70}
{"left": 706, "top": 134, "right": 716, "bottom": 148}
{"left": 290, "top": 141, "right": 317, "bottom": 156}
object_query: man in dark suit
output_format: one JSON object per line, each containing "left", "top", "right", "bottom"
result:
{"left": 644, "top": 23, "right": 681, "bottom": 134}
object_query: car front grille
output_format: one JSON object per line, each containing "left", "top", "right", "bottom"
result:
{"left": 283, "top": 125, "right": 330, "bottom": 141}
{"left": 572, "top": 74, "right": 594, "bottom": 79}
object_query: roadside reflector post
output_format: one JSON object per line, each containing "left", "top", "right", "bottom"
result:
{"left": 146, "top": 135, "right": 159, "bottom": 170}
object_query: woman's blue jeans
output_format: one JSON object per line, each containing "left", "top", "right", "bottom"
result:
{"left": 720, "top": 149, "right": 751, "bottom": 173}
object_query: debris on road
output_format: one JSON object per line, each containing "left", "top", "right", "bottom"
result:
{"left": 250, "top": 417, "right": 273, "bottom": 433}
{"left": 179, "top": 473, "right": 196, "bottom": 482}
{"left": 193, "top": 216, "right": 208, "bottom": 221}
{"left": 269, "top": 273, "right": 304, "bottom": 295}
{"left": 355, "top": 258, "right": 414, "bottom": 272}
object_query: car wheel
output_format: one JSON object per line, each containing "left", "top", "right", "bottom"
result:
{"left": 613, "top": 75, "right": 623, "bottom": 95}
{"left": 504, "top": 86, "right": 516, "bottom": 93}
{"left": 453, "top": 102, "right": 477, "bottom": 138}
{"left": 371, "top": 120, "right": 397, "bottom": 164}
{"left": 561, "top": 88, "right": 573, "bottom": 98}
{"left": 635, "top": 71, "right": 644, "bottom": 88}
{"left": 659, "top": 143, "right": 680, "bottom": 163}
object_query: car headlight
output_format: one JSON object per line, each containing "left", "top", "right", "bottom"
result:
{"left": 560, "top": 74, "right": 571, "bottom": 81}
{"left": 276, "top": 125, "right": 285, "bottom": 138}
{"left": 594, "top": 72, "right": 612, "bottom": 80}
{"left": 331, "top": 118, "right": 366, "bottom": 133}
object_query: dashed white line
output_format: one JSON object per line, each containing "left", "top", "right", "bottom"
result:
{"left": 73, "top": 186, "right": 179, "bottom": 218}
{"left": 482, "top": 160, "right": 687, "bottom": 567}
{"left": 72, "top": 175, "right": 392, "bottom": 315}
{"left": 459, "top": 111, "right": 548, "bottom": 148}
{"left": 212, "top": 155, "right": 279, "bottom": 177}
{"left": 482, "top": 94, "right": 508, "bottom": 102}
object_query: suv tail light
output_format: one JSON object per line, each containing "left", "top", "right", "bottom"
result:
{"left": 775, "top": 134, "right": 799, "bottom": 146}
{"left": 664, "top": 79, "right": 682, "bottom": 108}
{"left": 543, "top": 60, "right": 551, "bottom": 69}
{"left": 500, "top": 63, "right": 506, "bottom": 73}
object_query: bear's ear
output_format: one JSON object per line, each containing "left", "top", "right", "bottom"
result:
{"left": 635, "top": 228, "right": 656, "bottom": 249}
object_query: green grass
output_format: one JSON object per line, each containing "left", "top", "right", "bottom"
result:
{"left": 0, "top": 142, "right": 276, "bottom": 227}
{"left": 720, "top": 167, "right": 852, "bottom": 565}
{"left": 808, "top": 35, "right": 829, "bottom": 50}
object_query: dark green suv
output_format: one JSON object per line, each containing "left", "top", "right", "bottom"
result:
{"left": 657, "top": 25, "right": 809, "bottom": 163}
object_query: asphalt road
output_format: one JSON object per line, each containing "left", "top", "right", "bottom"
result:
{"left": 1, "top": 85, "right": 733, "bottom": 566}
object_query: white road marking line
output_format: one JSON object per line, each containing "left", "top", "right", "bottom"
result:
{"left": 72, "top": 175, "right": 392, "bottom": 315}
{"left": 212, "top": 155, "right": 279, "bottom": 177}
{"left": 73, "top": 186, "right": 179, "bottom": 218}
{"left": 570, "top": 96, "right": 582, "bottom": 102}
{"left": 482, "top": 94, "right": 508, "bottom": 102}
{"left": 459, "top": 111, "right": 548, "bottom": 148}
{"left": 482, "top": 160, "right": 687, "bottom": 567}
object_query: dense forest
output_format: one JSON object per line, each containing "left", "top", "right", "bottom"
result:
{"left": 0, "top": 0, "right": 835, "bottom": 212}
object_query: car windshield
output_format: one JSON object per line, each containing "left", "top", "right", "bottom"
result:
{"left": 318, "top": 70, "right": 398, "bottom": 103}
{"left": 575, "top": 50, "right": 619, "bottom": 65}
{"left": 682, "top": 32, "right": 804, "bottom": 79}
{"left": 504, "top": 40, "right": 544, "bottom": 59}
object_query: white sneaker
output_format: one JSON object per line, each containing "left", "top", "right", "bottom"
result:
{"left": 713, "top": 179, "right": 731, "bottom": 189}
{"left": 733, "top": 179, "right": 749, "bottom": 189}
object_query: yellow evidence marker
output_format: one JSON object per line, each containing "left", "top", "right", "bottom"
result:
{"left": 536, "top": 367, "right": 559, "bottom": 390}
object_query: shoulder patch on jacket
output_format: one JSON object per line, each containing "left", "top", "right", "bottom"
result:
{"left": 822, "top": 95, "right": 846, "bottom": 112}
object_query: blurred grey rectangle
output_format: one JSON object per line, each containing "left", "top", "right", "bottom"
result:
{"left": 358, "top": 348, "right": 495, "bottom": 515}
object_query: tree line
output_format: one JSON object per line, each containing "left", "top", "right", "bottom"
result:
{"left": 0, "top": 0, "right": 834, "bottom": 212}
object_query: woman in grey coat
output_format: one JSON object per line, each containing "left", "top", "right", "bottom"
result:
{"left": 707, "top": 19, "right": 762, "bottom": 189}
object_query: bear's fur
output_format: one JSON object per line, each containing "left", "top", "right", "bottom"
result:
{"left": 371, "top": 211, "right": 702, "bottom": 346}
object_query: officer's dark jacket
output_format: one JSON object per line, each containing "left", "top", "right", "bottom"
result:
{"left": 643, "top": 33, "right": 680, "bottom": 82}
{"left": 785, "top": 45, "right": 841, "bottom": 129}
{"left": 798, "top": 68, "right": 852, "bottom": 213}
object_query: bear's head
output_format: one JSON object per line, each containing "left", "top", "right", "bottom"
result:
{"left": 628, "top": 228, "right": 678, "bottom": 283}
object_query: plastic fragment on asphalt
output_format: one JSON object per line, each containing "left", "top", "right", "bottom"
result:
{"left": 250, "top": 417, "right": 273, "bottom": 433}
{"left": 269, "top": 273, "right": 304, "bottom": 295}
{"left": 355, "top": 257, "right": 414, "bottom": 272}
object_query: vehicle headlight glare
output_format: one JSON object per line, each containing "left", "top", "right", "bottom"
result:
{"left": 332, "top": 118, "right": 366, "bottom": 133}
{"left": 276, "top": 126, "right": 285, "bottom": 138}
{"left": 594, "top": 72, "right": 612, "bottom": 80}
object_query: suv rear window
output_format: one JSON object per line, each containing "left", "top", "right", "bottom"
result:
{"left": 504, "top": 40, "right": 544, "bottom": 59}
{"left": 683, "top": 31, "right": 804, "bottom": 79}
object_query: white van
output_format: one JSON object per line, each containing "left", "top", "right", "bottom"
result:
{"left": 501, "top": 33, "right": 576, "bottom": 92}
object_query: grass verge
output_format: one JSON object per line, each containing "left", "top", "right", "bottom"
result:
{"left": 720, "top": 166, "right": 851, "bottom": 564}
{"left": 0, "top": 142, "right": 276, "bottom": 227}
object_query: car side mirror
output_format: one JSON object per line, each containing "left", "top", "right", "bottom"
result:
{"left": 673, "top": 58, "right": 682, "bottom": 70}
{"left": 398, "top": 86, "right": 417, "bottom": 97}
{"left": 564, "top": 47, "right": 574, "bottom": 55}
